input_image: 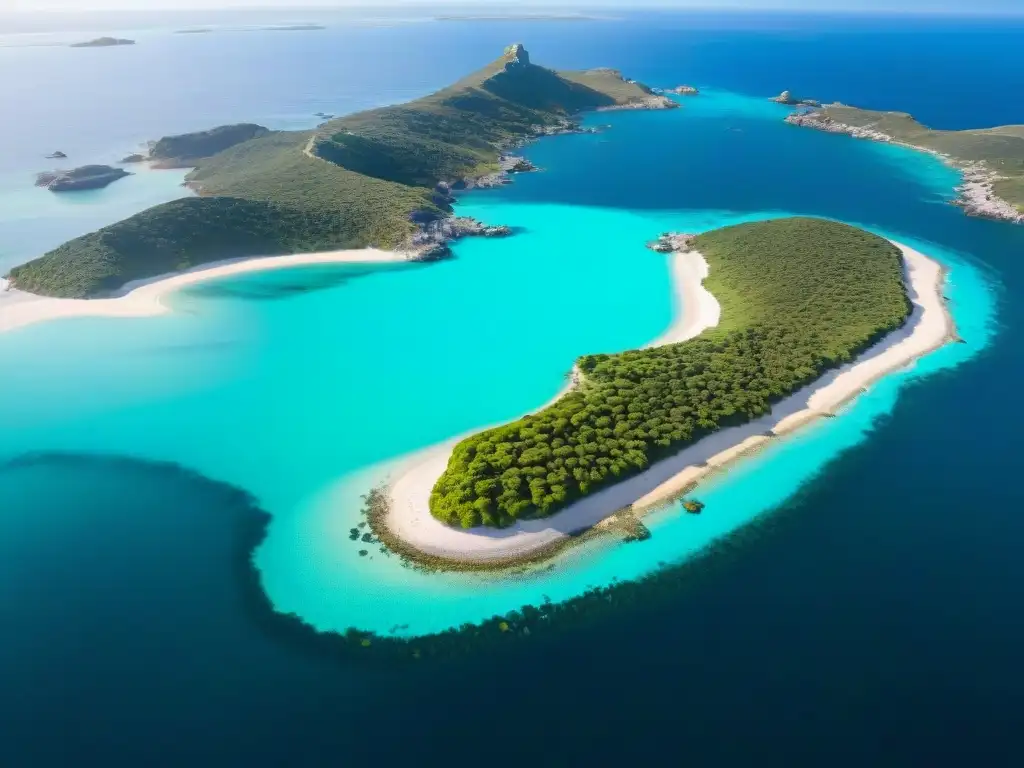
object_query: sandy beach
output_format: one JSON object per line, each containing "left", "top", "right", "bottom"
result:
{"left": 0, "top": 248, "right": 409, "bottom": 335}
{"left": 384, "top": 241, "right": 954, "bottom": 563}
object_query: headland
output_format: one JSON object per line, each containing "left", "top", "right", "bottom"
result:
{"left": 786, "top": 104, "right": 1024, "bottom": 224}
{"left": 6, "top": 43, "right": 676, "bottom": 300}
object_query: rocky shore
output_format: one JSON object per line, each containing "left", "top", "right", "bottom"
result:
{"left": 406, "top": 216, "right": 514, "bottom": 261}
{"left": 461, "top": 153, "right": 540, "bottom": 189}
{"left": 647, "top": 232, "right": 697, "bottom": 253}
{"left": 770, "top": 90, "right": 821, "bottom": 107}
{"left": 786, "top": 110, "right": 1024, "bottom": 224}
{"left": 597, "top": 94, "right": 679, "bottom": 111}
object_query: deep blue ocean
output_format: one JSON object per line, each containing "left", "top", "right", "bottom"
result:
{"left": 2, "top": 10, "right": 1024, "bottom": 766}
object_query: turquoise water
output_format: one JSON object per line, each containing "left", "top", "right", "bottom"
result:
{"left": 0, "top": 90, "right": 996, "bottom": 638}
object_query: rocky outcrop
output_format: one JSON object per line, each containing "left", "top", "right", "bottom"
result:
{"left": 35, "top": 165, "right": 131, "bottom": 192}
{"left": 668, "top": 85, "right": 699, "bottom": 96}
{"left": 784, "top": 109, "right": 890, "bottom": 140}
{"left": 45, "top": 151, "right": 67, "bottom": 159}
{"left": 503, "top": 42, "right": 531, "bottom": 68}
{"left": 406, "top": 216, "right": 514, "bottom": 261}
{"left": 314, "top": 112, "right": 334, "bottom": 120}
{"left": 647, "top": 232, "right": 697, "bottom": 253}
{"left": 597, "top": 95, "right": 680, "bottom": 111}
{"left": 770, "top": 90, "right": 821, "bottom": 107}
{"left": 119, "top": 153, "right": 146, "bottom": 164}
{"left": 70, "top": 37, "right": 135, "bottom": 48}
{"left": 952, "top": 164, "right": 1024, "bottom": 223}
{"left": 468, "top": 153, "right": 540, "bottom": 189}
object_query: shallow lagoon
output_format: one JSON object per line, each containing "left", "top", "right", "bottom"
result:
{"left": 0, "top": 90, "right": 997, "bottom": 638}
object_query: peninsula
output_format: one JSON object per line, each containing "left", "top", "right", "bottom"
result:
{"left": 6, "top": 43, "right": 676, "bottom": 299}
{"left": 383, "top": 217, "right": 954, "bottom": 564}
{"left": 786, "top": 104, "right": 1024, "bottom": 223}
{"left": 70, "top": 37, "right": 135, "bottom": 48}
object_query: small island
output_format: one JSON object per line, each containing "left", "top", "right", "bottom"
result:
{"left": 35, "top": 165, "right": 131, "bottom": 192}
{"left": 786, "top": 104, "right": 1024, "bottom": 223}
{"left": 379, "top": 217, "right": 953, "bottom": 566}
{"left": 45, "top": 151, "right": 67, "bottom": 159}
{"left": 770, "top": 90, "right": 821, "bottom": 108}
{"left": 70, "top": 37, "right": 135, "bottom": 48}
{"left": 427, "top": 218, "right": 913, "bottom": 529}
{"left": 668, "top": 85, "right": 699, "bottom": 96}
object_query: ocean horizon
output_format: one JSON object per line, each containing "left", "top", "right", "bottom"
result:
{"left": 2, "top": 9, "right": 1023, "bottom": 766}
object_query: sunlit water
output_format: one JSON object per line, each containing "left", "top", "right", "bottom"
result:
{"left": 4, "top": 13, "right": 1024, "bottom": 764}
{"left": 0, "top": 89, "right": 998, "bottom": 638}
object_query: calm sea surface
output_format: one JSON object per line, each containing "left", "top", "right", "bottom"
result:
{"left": 1, "top": 11, "right": 1023, "bottom": 766}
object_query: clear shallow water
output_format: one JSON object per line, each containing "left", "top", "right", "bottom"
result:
{"left": 2, "top": 12, "right": 1024, "bottom": 766}
{"left": 0, "top": 89, "right": 997, "bottom": 639}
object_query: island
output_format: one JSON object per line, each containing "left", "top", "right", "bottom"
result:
{"left": 70, "top": 37, "right": 135, "bottom": 48}
{"left": 668, "top": 85, "right": 699, "bottom": 96}
{"left": 45, "top": 151, "right": 67, "bottom": 159}
{"left": 35, "top": 165, "right": 131, "bottom": 192}
{"left": 770, "top": 90, "right": 821, "bottom": 107}
{"left": 786, "top": 104, "right": 1024, "bottom": 223}
{"left": 382, "top": 217, "right": 954, "bottom": 564}
{"left": 262, "top": 25, "right": 325, "bottom": 32}
{"left": 7, "top": 43, "right": 678, "bottom": 299}
{"left": 119, "top": 154, "right": 146, "bottom": 164}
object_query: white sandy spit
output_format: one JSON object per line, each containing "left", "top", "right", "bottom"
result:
{"left": 384, "top": 242, "right": 952, "bottom": 563}
{"left": 0, "top": 248, "right": 409, "bottom": 335}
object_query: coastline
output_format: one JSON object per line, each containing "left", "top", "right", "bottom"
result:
{"left": 0, "top": 248, "right": 410, "bottom": 335}
{"left": 785, "top": 111, "right": 1024, "bottom": 224}
{"left": 381, "top": 240, "right": 954, "bottom": 566}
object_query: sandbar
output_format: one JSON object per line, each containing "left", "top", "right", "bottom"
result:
{"left": 0, "top": 248, "right": 409, "bottom": 335}
{"left": 383, "top": 241, "right": 953, "bottom": 563}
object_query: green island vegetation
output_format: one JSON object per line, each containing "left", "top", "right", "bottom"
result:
{"left": 430, "top": 217, "right": 911, "bottom": 529}
{"left": 799, "top": 105, "right": 1024, "bottom": 212}
{"left": 149, "top": 123, "right": 270, "bottom": 165}
{"left": 8, "top": 43, "right": 664, "bottom": 298}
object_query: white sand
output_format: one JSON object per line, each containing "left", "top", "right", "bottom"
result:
{"left": 385, "top": 242, "right": 953, "bottom": 562}
{"left": 0, "top": 248, "right": 409, "bottom": 335}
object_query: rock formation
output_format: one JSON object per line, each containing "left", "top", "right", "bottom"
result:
{"left": 35, "top": 165, "right": 131, "bottom": 192}
{"left": 45, "top": 151, "right": 67, "bottom": 159}
{"left": 668, "top": 85, "right": 699, "bottom": 96}
{"left": 770, "top": 90, "right": 821, "bottom": 107}
{"left": 647, "top": 232, "right": 697, "bottom": 253}
{"left": 406, "top": 216, "right": 514, "bottom": 260}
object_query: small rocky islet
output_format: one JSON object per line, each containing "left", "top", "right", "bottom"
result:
{"left": 35, "top": 165, "right": 131, "bottom": 192}
{"left": 70, "top": 37, "right": 135, "bottom": 48}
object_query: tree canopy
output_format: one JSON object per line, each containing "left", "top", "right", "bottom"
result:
{"left": 430, "top": 217, "right": 911, "bottom": 529}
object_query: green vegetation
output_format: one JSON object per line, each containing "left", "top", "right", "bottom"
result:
{"left": 8, "top": 44, "right": 659, "bottom": 298}
{"left": 430, "top": 218, "right": 911, "bottom": 529}
{"left": 150, "top": 123, "right": 270, "bottom": 163}
{"left": 812, "top": 105, "right": 1024, "bottom": 211}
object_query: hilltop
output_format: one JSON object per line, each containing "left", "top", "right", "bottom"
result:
{"left": 787, "top": 104, "right": 1024, "bottom": 223}
{"left": 8, "top": 44, "right": 674, "bottom": 299}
